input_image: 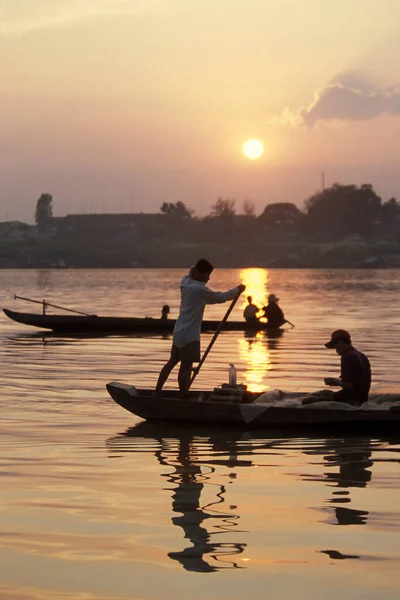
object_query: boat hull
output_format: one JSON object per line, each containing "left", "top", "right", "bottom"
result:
{"left": 3, "top": 308, "right": 283, "bottom": 335}
{"left": 106, "top": 382, "right": 400, "bottom": 432}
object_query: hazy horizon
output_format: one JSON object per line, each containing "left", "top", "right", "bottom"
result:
{"left": 2, "top": 0, "right": 400, "bottom": 222}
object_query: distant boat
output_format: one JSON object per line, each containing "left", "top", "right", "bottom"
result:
{"left": 3, "top": 308, "right": 285, "bottom": 335}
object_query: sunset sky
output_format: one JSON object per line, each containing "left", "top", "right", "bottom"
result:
{"left": 2, "top": 0, "right": 400, "bottom": 222}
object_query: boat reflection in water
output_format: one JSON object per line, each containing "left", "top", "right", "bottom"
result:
{"left": 107, "top": 423, "right": 252, "bottom": 572}
{"left": 106, "top": 424, "right": 399, "bottom": 570}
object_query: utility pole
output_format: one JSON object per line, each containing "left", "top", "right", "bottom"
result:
{"left": 321, "top": 171, "right": 325, "bottom": 191}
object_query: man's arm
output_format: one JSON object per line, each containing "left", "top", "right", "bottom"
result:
{"left": 325, "top": 354, "right": 358, "bottom": 389}
{"left": 324, "top": 377, "right": 353, "bottom": 389}
{"left": 202, "top": 284, "right": 245, "bottom": 305}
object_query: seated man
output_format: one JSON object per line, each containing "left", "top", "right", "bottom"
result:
{"left": 243, "top": 296, "right": 259, "bottom": 323}
{"left": 161, "top": 304, "right": 170, "bottom": 320}
{"left": 303, "top": 329, "right": 371, "bottom": 406}
{"left": 262, "top": 293, "right": 285, "bottom": 327}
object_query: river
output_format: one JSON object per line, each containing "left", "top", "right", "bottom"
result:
{"left": 0, "top": 268, "right": 399, "bottom": 599}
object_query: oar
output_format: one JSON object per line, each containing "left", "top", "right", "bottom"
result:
{"left": 14, "top": 295, "right": 97, "bottom": 317}
{"left": 285, "top": 319, "right": 295, "bottom": 328}
{"left": 189, "top": 290, "right": 242, "bottom": 388}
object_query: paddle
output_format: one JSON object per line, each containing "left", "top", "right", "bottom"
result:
{"left": 189, "top": 290, "right": 242, "bottom": 388}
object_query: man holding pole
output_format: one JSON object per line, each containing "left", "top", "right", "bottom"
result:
{"left": 155, "top": 259, "right": 245, "bottom": 396}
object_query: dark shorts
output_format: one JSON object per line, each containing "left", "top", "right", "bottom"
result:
{"left": 171, "top": 341, "right": 201, "bottom": 363}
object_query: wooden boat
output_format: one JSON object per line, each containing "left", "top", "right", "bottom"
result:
{"left": 106, "top": 382, "right": 400, "bottom": 432}
{"left": 3, "top": 308, "right": 284, "bottom": 335}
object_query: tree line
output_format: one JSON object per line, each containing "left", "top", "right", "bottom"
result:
{"left": 35, "top": 183, "right": 400, "bottom": 243}
{"left": 158, "top": 184, "right": 400, "bottom": 242}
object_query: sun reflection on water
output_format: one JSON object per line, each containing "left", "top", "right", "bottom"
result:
{"left": 240, "top": 268, "right": 269, "bottom": 313}
{"left": 239, "top": 332, "right": 271, "bottom": 392}
{"left": 239, "top": 269, "right": 272, "bottom": 391}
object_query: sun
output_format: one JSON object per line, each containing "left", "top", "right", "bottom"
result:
{"left": 242, "top": 139, "right": 264, "bottom": 160}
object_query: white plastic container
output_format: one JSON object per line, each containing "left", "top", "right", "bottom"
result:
{"left": 229, "top": 363, "right": 237, "bottom": 386}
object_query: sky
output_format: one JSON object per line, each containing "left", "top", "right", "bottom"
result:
{"left": 1, "top": 0, "right": 400, "bottom": 222}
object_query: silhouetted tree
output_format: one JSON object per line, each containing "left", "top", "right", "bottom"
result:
{"left": 260, "top": 202, "right": 303, "bottom": 226}
{"left": 35, "top": 193, "right": 53, "bottom": 231}
{"left": 381, "top": 197, "right": 400, "bottom": 240}
{"left": 159, "top": 201, "right": 194, "bottom": 219}
{"left": 210, "top": 197, "right": 236, "bottom": 217}
{"left": 243, "top": 198, "right": 256, "bottom": 216}
{"left": 304, "top": 183, "right": 382, "bottom": 241}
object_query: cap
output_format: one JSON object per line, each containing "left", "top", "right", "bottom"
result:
{"left": 325, "top": 329, "right": 351, "bottom": 348}
{"left": 194, "top": 258, "right": 214, "bottom": 274}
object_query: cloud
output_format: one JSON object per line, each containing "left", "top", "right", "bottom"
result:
{"left": 0, "top": 0, "right": 158, "bottom": 34}
{"left": 272, "top": 72, "right": 400, "bottom": 127}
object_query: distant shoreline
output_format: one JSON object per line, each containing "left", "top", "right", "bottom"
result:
{"left": 1, "top": 264, "right": 399, "bottom": 270}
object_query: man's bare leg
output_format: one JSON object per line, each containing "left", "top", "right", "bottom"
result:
{"left": 178, "top": 361, "right": 193, "bottom": 396}
{"left": 155, "top": 356, "right": 179, "bottom": 394}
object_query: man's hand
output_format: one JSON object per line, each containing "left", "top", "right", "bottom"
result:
{"left": 324, "top": 377, "right": 342, "bottom": 387}
{"left": 238, "top": 284, "right": 246, "bottom": 294}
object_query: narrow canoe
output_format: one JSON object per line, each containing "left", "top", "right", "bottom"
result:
{"left": 106, "top": 382, "right": 400, "bottom": 432}
{"left": 3, "top": 308, "right": 284, "bottom": 335}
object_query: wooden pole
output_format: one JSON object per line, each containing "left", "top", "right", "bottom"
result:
{"left": 189, "top": 291, "right": 242, "bottom": 388}
{"left": 14, "top": 295, "right": 96, "bottom": 317}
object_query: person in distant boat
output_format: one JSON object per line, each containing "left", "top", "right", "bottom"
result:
{"left": 243, "top": 296, "right": 259, "bottom": 324}
{"left": 303, "top": 329, "right": 371, "bottom": 406}
{"left": 261, "top": 294, "right": 285, "bottom": 327}
{"left": 155, "top": 258, "right": 245, "bottom": 396}
{"left": 161, "top": 305, "right": 170, "bottom": 320}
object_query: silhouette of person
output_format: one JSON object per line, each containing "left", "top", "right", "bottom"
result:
{"left": 108, "top": 423, "right": 248, "bottom": 572}
{"left": 243, "top": 296, "right": 259, "bottom": 324}
{"left": 161, "top": 304, "right": 170, "bottom": 320}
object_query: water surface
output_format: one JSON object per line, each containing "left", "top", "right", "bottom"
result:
{"left": 0, "top": 269, "right": 399, "bottom": 599}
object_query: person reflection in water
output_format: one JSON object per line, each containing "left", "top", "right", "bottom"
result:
{"left": 303, "top": 437, "right": 373, "bottom": 530}
{"left": 300, "top": 437, "right": 373, "bottom": 561}
{"left": 107, "top": 424, "right": 251, "bottom": 573}
{"left": 324, "top": 437, "right": 372, "bottom": 527}
{"left": 164, "top": 435, "right": 247, "bottom": 572}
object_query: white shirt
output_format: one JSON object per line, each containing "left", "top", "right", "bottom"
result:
{"left": 173, "top": 275, "right": 240, "bottom": 347}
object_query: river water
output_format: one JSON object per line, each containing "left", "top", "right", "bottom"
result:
{"left": 0, "top": 268, "right": 399, "bottom": 599}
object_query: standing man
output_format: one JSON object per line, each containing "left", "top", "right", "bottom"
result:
{"left": 155, "top": 259, "right": 245, "bottom": 395}
{"left": 323, "top": 329, "right": 371, "bottom": 406}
